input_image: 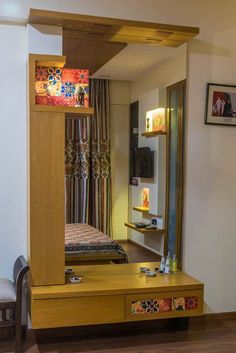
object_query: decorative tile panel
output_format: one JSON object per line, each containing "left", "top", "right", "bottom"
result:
{"left": 35, "top": 81, "right": 48, "bottom": 96}
{"left": 62, "top": 69, "right": 89, "bottom": 84}
{"left": 35, "top": 66, "right": 48, "bottom": 81}
{"left": 61, "top": 82, "right": 76, "bottom": 97}
{"left": 131, "top": 296, "right": 198, "bottom": 315}
{"left": 47, "top": 81, "right": 61, "bottom": 97}
{"left": 48, "top": 67, "right": 62, "bottom": 82}
{"left": 35, "top": 67, "right": 89, "bottom": 107}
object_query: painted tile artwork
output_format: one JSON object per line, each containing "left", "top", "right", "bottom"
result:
{"left": 131, "top": 296, "right": 198, "bottom": 315}
{"left": 35, "top": 67, "right": 89, "bottom": 107}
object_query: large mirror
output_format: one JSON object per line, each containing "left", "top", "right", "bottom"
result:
{"left": 63, "top": 39, "right": 187, "bottom": 268}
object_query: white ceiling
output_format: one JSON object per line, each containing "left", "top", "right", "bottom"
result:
{"left": 92, "top": 43, "right": 186, "bottom": 81}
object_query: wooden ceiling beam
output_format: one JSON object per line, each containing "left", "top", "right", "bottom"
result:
{"left": 63, "top": 29, "right": 127, "bottom": 74}
{"left": 28, "top": 8, "right": 199, "bottom": 74}
{"left": 28, "top": 9, "right": 199, "bottom": 46}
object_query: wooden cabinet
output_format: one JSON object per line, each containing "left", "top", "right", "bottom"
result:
{"left": 31, "top": 295, "right": 125, "bottom": 329}
{"left": 30, "top": 263, "right": 204, "bottom": 329}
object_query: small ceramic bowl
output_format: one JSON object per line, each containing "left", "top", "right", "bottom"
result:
{"left": 65, "top": 267, "right": 74, "bottom": 274}
{"left": 145, "top": 270, "right": 157, "bottom": 277}
{"left": 69, "top": 276, "right": 82, "bottom": 283}
{"left": 140, "top": 267, "right": 150, "bottom": 273}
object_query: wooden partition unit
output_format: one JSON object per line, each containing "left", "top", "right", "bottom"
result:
{"left": 30, "top": 111, "right": 65, "bottom": 286}
{"left": 29, "top": 54, "right": 94, "bottom": 286}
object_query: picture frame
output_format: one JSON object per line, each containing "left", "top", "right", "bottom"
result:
{"left": 205, "top": 83, "right": 236, "bottom": 126}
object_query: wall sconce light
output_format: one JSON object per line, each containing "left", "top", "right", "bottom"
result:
{"left": 145, "top": 108, "right": 166, "bottom": 133}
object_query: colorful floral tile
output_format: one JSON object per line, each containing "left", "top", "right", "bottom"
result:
{"left": 185, "top": 296, "right": 198, "bottom": 310}
{"left": 62, "top": 69, "right": 89, "bottom": 84}
{"left": 47, "top": 81, "right": 61, "bottom": 97}
{"left": 131, "top": 301, "right": 146, "bottom": 314}
{"left": 144, "top": 299, "right": 160, "bottom": 313}
{"left": 48, "top": 96, "right": 63, "bottom": 106}
{"left": 35, "top": 96, "right": 48, "bottom": 105}
{"left": 61, "top": 82, "right": 76, "bottom": 97}
{"left": 35, "top": 66, "right": 48, "bottom": 81}
{"left": 61, "top": 96, "right": 77, "bottom": 107}
{"left": 35, "top": 81, "right": 48, "bottom": 96}
{"left": 157, "top": 298, "right": 172, "bottom": 312}
{"left": 48, "top": 67, "right": 62, "bottom": 82}
{"left": 172, "top": 297, "right": 185, "bottom": 311}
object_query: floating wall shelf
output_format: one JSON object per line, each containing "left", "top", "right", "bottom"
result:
{"left": 133, "top": 206, "right": 162, "bottom": 218}
{"left": 133, "top": 206, "right": 149, "bottom": 213}
{"left": 125, "top": 222, "right": 165, "bottom": 234}
{"left": 141, "top": 131, "right": 167, "bottom": 137}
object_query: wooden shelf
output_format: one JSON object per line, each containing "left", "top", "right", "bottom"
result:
{"left": 141, "top": 131, "right": 167, "bottom": 137}
{"left": 133, "top": 206, "right": 149, "bottom": 213}
{"left": 125, "top": 222, "right": 164, "bottom": 234}
{"left": 32, "top": 54, "right": 66, "bottom": 68}
{"left": 31, "top": 105, "right": 94, "bottom": 115}
{"left": 133, "top": 206, "right": 162, "bottom": 217}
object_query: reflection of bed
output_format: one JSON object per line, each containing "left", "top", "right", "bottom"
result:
{"left": 65, "top": 223, "right": 128, "bottom": 265}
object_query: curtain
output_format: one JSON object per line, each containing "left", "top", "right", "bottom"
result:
{"left": 65, "top": 79, "right": 112, "bottom": 235}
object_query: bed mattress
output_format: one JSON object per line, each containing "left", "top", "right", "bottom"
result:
{"left": 65, "top": 223, "right": 127, "bottom": 261}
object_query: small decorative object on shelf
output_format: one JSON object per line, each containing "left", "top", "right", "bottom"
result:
{"left": 142, "top": 188, "right": 150, "bottom": 208}
{"left": 159, "top": 256, "right": 165, "bottom": 273}
{"left": 165, "top": 252, "right": 171, "bottom": 274}
{"left": 146, "top": 111, "right": 152, "bottom": 132}
{"left": 171, "top": 254, "right": 177, "bottom": 274}
{"left": 145, "top": 108, "right": 166, "bottom": 133}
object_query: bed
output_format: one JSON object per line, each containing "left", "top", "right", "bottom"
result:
{"left": 65, "top": 223, "right": 128, "bottom": 265}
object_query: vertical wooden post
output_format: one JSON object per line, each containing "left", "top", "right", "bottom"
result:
{"left": 30, "top": 111, "right": 65, "bottom": 285}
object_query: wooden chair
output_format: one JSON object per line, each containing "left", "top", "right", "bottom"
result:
{"left": 0, "top": 256, "right": 29, "bottom": 353}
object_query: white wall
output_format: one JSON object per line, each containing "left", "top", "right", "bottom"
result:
{"left": 0, "top": 24, "right": 27, "bottom": 279}
{"left": 110, "top": 80, "right": 130, "bottom": 240}
{"left": 183, "top": 38, "right": 236, "bottom": 312}
{"left": 128, "top": 88, "right": 166, "bottom": 255}
{"left": 131, "top": 45, "right": 187, "bottom": 102}
{"left": 28, "top": 24, "right": 62, "bottom": 55}
{"left": 0, "top": 22, "right": 62, "bottom": 279}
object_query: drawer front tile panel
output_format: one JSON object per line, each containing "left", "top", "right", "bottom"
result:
{"left": 131, "top": 296, "right": 198, "bottom": 315}
{"left": 126, "top": 289, "right": 203, "bottom": 321}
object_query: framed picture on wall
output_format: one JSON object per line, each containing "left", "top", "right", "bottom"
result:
{"left": 205, "top": 83, "right": 236, "bottom": 126}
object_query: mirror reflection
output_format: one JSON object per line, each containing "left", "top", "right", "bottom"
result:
{"left": 64, "top": 44, "right": 187, "bottom": 267}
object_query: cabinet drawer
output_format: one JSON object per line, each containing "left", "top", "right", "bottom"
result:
{"left": 31, "top": 295, "right": 125, "bottom": 329}
{"left": 125, "top": 289, "right": 203, "bottom": 321}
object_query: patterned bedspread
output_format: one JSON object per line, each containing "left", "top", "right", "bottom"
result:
{"left": 65, "top": 223, "right": 128, "bottom": 262}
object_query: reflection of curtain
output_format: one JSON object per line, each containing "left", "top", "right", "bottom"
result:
{"left": 65, "top": 79, "right": 111, "bottom": 235}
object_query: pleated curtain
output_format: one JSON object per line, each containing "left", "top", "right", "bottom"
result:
{"left": 65, "top": 79, "right": 111, "bottom": 235}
